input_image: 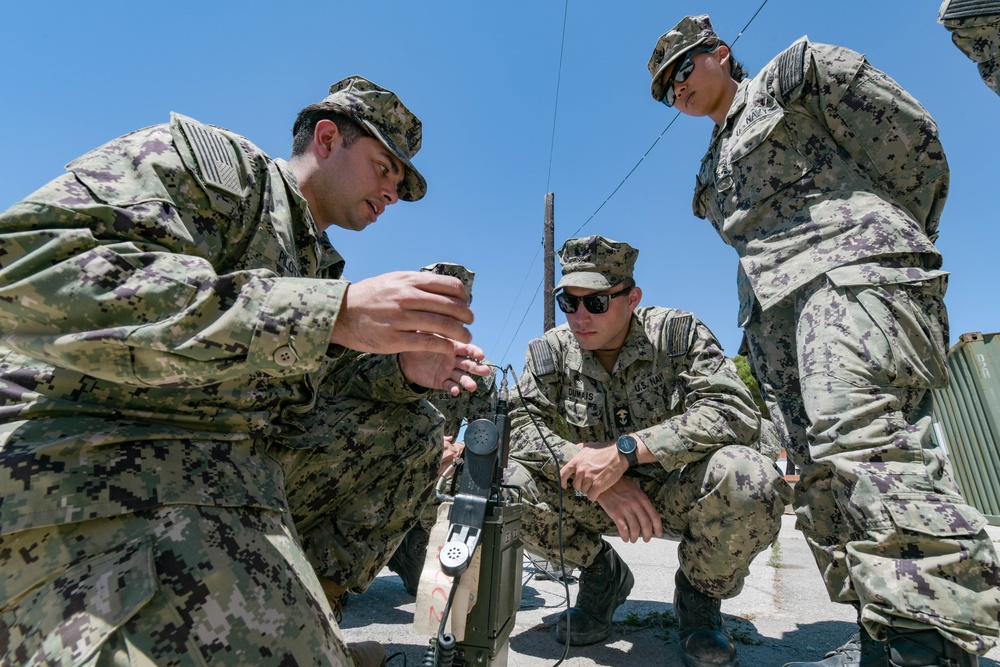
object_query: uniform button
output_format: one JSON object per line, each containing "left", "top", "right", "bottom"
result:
{"left": 273, "top": 345, "right": 298, "bottom": 367}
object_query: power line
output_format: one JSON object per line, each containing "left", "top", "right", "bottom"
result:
{"left": 494, "top": 0, "right": 772, "bottom": 363}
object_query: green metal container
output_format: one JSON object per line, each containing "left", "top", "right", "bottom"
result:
{"left": 931, "top": 332, "right": 1000, "bottom": 526}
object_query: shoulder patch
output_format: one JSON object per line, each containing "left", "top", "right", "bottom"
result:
{"left": 776, "top": 40, "right": 807, "bottom": 98}
{"left": 667, "top": 314, "right": 693, "bottom": 357}
{"left": 177, "top": 116, "right": 245, "bottom": 197}
{"left": 528, "top": 338, "right": 557, "bottom": 377}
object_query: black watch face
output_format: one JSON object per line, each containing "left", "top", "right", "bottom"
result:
{"left": 618, "top": 436, "right": 636, "bottom": 454}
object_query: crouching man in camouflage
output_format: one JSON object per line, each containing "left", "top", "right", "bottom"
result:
{"left": 0, "top": 76, "right": 489, "bottom": 666}
{"left": 504, "top": 235, "right": 790, "bottom": 667}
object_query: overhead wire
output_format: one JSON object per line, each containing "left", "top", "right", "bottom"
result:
{"left": 490, "top": 0, "right": 570, "bottom": 366}
{"left": 493, "top": 0, "right": 772, "bottom": 365}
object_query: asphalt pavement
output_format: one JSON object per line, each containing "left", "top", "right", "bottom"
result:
{"left": 340, "top": 513, "right": 1000, "bottom": 666}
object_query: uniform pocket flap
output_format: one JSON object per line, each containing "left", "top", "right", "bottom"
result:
{"left": 3, "top": 539, "right": 156, "bottom": 667}
{"left": 883, "top": 497, "right": 987, "bottom": 539}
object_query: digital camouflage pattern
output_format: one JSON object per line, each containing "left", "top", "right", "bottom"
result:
{"left": 420, "top": 262, "right": 475, "bottom": 305}
{"left": 939, "top": 0, "right": 1000, "bottom": 95}
{"left": 504, "top": 306, "right": 790, "bottom": 597}
{"left": 554, "top": 235, "right": 638, "bottom": 291}
{"left": 0, "top": 107, "right": 439, "bottom": 663}
{"left": 745, "top": 271, "right": 1000, "bottom": 654}
{"left": 672, "top": 27, "right": 1000, "bottom": 653}
{"left": 0, "top": 505, "right": 353, "bottom": 666}
{"left": 323, "top": 75, "right": 427, "bottom": 201}
{"left": 689, "top": 39, "right": 948, "bottom": 327}
{"left": 647, "top": 14, "right": 719, "bottom": 102}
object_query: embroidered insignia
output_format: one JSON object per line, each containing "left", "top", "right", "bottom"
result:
{"left": 777, "top": 40, "right": 806, "bottom": 97}
{"left": 614, "top": 404, "right": 632, "bottom": 429}
{"left": 667, "top": 315, "right": 693, "bottom": 357}
{"left": 529, "top": 338, "right": 556, "bottom": 376}
{"left": 179, "top": 117, "right": 244, "bottom": 197}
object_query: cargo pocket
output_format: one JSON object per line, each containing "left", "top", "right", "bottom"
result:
{"left": 1, "top": 539, "right": 156, "bottom": 667}
{"left": 883, "top": 495, "right": 987, "bottom": 539}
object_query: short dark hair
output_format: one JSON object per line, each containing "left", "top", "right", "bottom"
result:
{"left": 291, "top": 104, "right": 367, "bottom": 157}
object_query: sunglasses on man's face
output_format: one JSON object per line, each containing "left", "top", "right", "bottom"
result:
{"left": 556, "top": 286, "right": 634, "bottom": 315}
{"left": 661, "top": 47, "right": 713, "bottom": 107}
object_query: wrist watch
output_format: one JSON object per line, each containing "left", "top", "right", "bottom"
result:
{"left": 616, "top": 434, "right": 639, "bottom": 468}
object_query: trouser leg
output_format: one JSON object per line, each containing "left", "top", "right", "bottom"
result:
{"left": 276, "top": 394, "right": 444, "bottom": 593}
{"left": 0, "top": 505, "right": 351, "bottom": 666}
{"left": 751, "top": 277, "right": 1000, "bottom": 654}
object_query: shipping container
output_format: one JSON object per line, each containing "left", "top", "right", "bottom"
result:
{"left": 931, "top": 332, "right": 1000, "bottom": 526}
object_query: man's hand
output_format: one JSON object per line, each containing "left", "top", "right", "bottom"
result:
{"left": 398, "top": 345, "right": 488, "bottom": 395}
{"left": 559, "top": 442, "right": 628, "bottom": 500}
{"left": 330, "top": 271, "right": 475, "bottom": 356}
{"left": 596, "top": 478, "right": 664, "bottom": 543}
{"left": 439, "top": 436, "right": 465, "bottom": 476}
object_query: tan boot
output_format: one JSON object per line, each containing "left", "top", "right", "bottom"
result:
{"left": 319, "top": 577, "right": 349, "bottom": 623}
{"left": 348, "top": 641, "right": 386, "bottom": 667}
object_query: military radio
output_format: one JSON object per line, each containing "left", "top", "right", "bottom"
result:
{"left": 421, "top": 375, "right": 524, "bottom": 667}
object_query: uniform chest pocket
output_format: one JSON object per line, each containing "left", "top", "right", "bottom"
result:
{"left": 716, "top": 105, "right": 814, "bottom": 215}
{"left": 561, "top": 396, "right": 601, "bottom": 429}
{"left": 629, "top": 380, "right": 681, "bottom": 428}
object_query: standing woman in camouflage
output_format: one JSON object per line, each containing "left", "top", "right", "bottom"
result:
{"left": 646, "top": 15, "right": 1000, "bottom": 667}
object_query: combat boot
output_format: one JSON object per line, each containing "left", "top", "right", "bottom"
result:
{"left": 319, "top": 577, "right": 349, "bottom": 623}
{"left": 554, "top": 540, "right": 634, "bottom": 645}
{"left": 674, "top": 570, "right": 738, "bottom": 667}
{"left": 387, "top": 524, "right": 429, "bottom": 596}
{"left": 885, "top": 628, "right": 978, "bottom": 667}
{"left": 348, "top": 641, "right": 387, "bottom": 667}
{"left": 784, "top": 624, "right": 887, "bottom": 667}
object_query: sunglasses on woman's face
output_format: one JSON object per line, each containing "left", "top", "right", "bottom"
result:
{"left": 662, "top": 47, "right": 713, "bottom": 107}
{"left": 556, "top": 286, "right": 634, "bottom": 314}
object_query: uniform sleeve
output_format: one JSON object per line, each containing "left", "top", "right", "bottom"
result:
{"left": 320, "top": 351, "right": 428, "bottom": 404}
{"left": 779, "top": 41, "right": 949, "bottom": 240}
{"left": 637, "top": 317, "right": 761, "bottom": 473}
{"left": 0, "top": 129, "right": 344, "bottom": 388}
{"left": 509, "top": 342, "right": 581, "bottom": 478}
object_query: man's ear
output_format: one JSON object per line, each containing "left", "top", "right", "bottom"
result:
{"left": 313, "top": 119, "right": 341, "bottom": 159}
{"left": 628, "top": 286, "right": 642, "bottom": 312}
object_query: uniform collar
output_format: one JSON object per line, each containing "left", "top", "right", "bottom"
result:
{"left": 566, "top": 311, "right": 653, "bottom": 379}
{"left": 274, "top": 159, "right": 345, "bottom": 278}
{"left": 711, "top": 78, "right": 751, "bottom": 142}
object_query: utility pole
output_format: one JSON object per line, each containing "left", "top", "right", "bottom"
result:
{"left": 543, "top": 192, "right": 555, "bottom": 332}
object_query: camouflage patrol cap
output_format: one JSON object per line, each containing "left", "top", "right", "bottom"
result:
{"left": 648, "top": 15, "right": 719, "bottom": 101}
{"left": 323, "top": 75, "right": 427, "bottom": 201}
{"left": 421, "top": 262, "right": 475, "bottom": 304}
{"left": 555, "top": 235, "right": 638, "bottom": 291}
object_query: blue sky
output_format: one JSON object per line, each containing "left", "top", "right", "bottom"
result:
{"left": 2, "top": 1, "right": 996, "bottom": 374}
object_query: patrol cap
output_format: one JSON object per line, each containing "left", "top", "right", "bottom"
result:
{"left": 555, "top": 235, "right": 638, "bottom": 291}
{"left": 648, "top": 14, "right": 720, "bottom": 102}
{"left": 421, "top": 262, "right": 475, "bottom": 303}
{"left": 322, "top": 75, "right": 427, "bottom": 201}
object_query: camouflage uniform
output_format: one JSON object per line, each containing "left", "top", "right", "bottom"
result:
{"left": 0, "top": 77, "right": 439, "bottom": 665}
{"left": 505, "top": 305, "right": 790, "bottom": 600}
{"left": 652, "top": 25, "right": 1000, "bottom": 652}
{"left": 939, "top": 0, "right": 1000, "bottom": 95}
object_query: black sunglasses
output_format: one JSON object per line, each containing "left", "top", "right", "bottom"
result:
{"left": 662, "top": 47, "right": 713, "bottom": 107}
{"left": 556, "top": 285, "right": 634, "bottom": 314}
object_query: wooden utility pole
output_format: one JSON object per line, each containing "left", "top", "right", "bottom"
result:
{"left": 543, "top": 192, "right": 555, "bottom": 332}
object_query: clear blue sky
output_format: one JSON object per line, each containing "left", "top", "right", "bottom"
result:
{"left": 2, "top": 1, "right": 996, "bottom": 374}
